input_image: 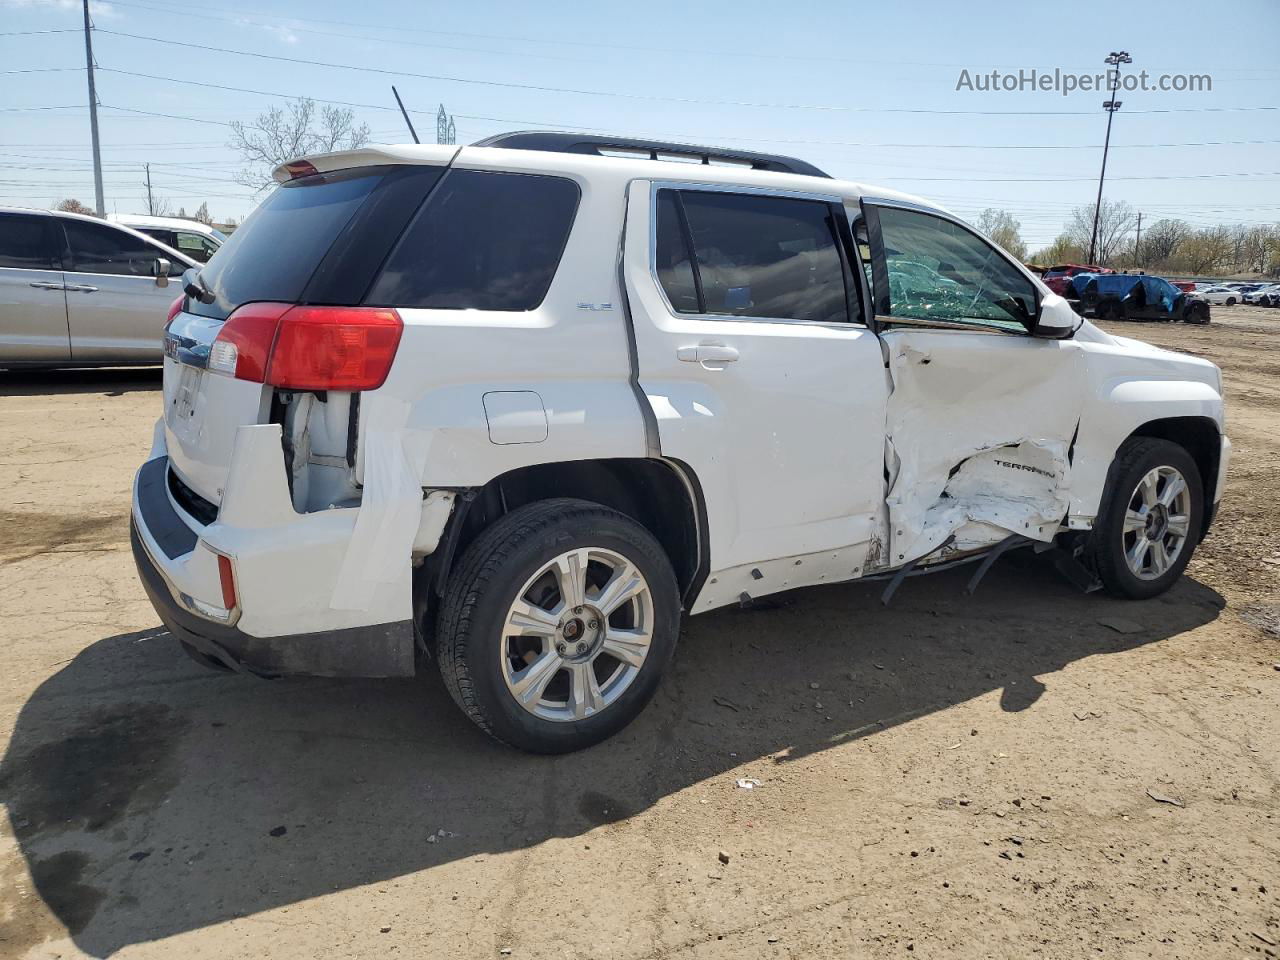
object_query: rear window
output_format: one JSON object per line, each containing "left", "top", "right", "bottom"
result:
{"left": 365, "top": 169, "right": 579, "bottom": 311}
{"left": 189, "top": 167, "right": 387, "bottom": 320}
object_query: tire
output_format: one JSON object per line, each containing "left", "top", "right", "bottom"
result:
{"left": 1097, "top": 301, "right": 1125, "bottom": 322}
{"left": 1185, "top": 302, "right": 1210, "bottom": 325}
{"left": 1226, "top": 297, "right": 1236, "bottom": 306}
{"left": 1092, "top": 438, "right": 1204, "bottom": 600}
{"left": 436, "top": 498, "right": 680, "bottom": 753}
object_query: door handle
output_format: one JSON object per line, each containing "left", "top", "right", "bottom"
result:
{"left": 66, "top": 284, "right": 98, "bottom": 293}
{"left": 677, "top": 343, "right": 739, "bottom": 364}
{"left": 28, "top": 281, "right": 65, "bottom": 290}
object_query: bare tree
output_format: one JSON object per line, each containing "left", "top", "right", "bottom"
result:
{"left": 1241, "top": 224, "right": 1279, "bottom": 274}
{"left": 55, "top": 198, "right": 98, "bottom": 216}
{"left": 974, "top": 208, "right": 1027, "bottom": 260}
{"left": 193, "top": 202, "right": 212, "bottom": 225}
{"left": 1065, "top": 199, "right": 1137, "bottom": 266}
{"left": 1139, "top": 219, "right": 1191, "bottom": 266}
{"left": 229, "top": 98, "right": 371, "bottom": 191}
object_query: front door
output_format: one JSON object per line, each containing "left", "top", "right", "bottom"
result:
{"left": 0, "top": 213, "right": 69, "bottom": 363}
{"left": 624, "top": 181, "right": 889, "bottom": 612}
{"left": 862, "top": 200, "right": 1085, "bottom": 566}
{"left": 59, "top": 217, "right": 180, "bottom": 362}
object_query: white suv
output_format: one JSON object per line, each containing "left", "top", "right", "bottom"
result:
{"left": 132, "top": 133, "right": 1230, "bottom": 753}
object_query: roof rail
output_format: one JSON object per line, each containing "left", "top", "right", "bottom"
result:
{"left": 471, "top": 131, "right": 831, "bottom": 179}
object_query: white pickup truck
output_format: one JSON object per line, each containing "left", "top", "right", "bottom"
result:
{"left": 133, "top": 133, "right": 1229, "bottom": 753}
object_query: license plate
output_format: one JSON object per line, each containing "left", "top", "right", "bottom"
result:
{"left": 172, "top": 365, "right": 201, "bottom": 422}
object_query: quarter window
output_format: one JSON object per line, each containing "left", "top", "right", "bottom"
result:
{"left": 63, "top": 219, "right": 168, "bottom": 276}
{"left": 656, "top": 189, "right": 851, "bottom": 324}
{"left": 0, "top": 214, "right": 56, "bottom": 270}
{"left": 367, "top": 170, "right": 580, "bottom": 311}
{"left": 876, "top": 206, "right": 1037, "bottom": 333}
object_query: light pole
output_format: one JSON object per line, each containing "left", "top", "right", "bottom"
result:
{"left": 1088, "top": 50, "right": 1132, "bottom": 266}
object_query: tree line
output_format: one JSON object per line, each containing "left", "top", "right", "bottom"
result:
{"left": 975, "top": 201, "right": 1280, "bottom": 278}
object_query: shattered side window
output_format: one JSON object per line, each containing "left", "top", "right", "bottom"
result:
{"left": 876, "top": 207, "right": 1036, "bottom": 333}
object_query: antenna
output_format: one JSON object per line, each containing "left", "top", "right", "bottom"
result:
{"left": 391, "top": 86, "right": 420, "bottom": 144}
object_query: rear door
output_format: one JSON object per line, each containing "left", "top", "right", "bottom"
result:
{"left": 0, "top": 212, "right": 70, "bottom": 363}
{"left": 625, "top": 181, "right": 889, "bottom": 608}
{"left": 862, "top": 200, "right": 1085, "bottom": 564}
{"left": 59, "top": 218, "right": 185, "bottom": 361}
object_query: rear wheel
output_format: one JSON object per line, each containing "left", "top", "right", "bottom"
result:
{"left": 1185, "top": 302, "right": 1210, "bottom": 325}
{"left": 1092, "top": 438, "right": 1203, "bottom": 600}
{"left": 1226, "top": 297, "right": 1236, "bottom": 306}
{"left": 436, "top": 498, "right": 680, "bottom": 753}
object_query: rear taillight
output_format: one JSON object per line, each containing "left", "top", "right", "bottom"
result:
{"left": 208, "top": 303, "right": 403, "bottom": 391}
{"left": 208, "top": 302, "right": 290, "bottom": 382}
{"left": 165, "top": 295, "right": 183, "bottom": 329}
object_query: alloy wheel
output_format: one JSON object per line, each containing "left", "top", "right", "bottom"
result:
{"left": 500, "top": 547, "right": 654, "bottom": 722}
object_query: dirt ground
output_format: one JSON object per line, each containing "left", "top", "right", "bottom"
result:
{"left": 0, "top": 308, "right": 1277, "bottom": 960}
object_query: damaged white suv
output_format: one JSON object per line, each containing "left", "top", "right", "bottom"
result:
{"left": 133, "top": 133, "right": 1229, "bottom": 753}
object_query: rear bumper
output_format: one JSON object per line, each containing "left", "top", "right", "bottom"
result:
{"left": 131, "top": 518, "right": 413, "bottom": 676}
{"left": 130, "top": 423, "right": 415, "bottom": 677}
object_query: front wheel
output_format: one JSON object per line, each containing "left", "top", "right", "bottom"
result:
{"left": 1092, "top": 438, "right": 1204, "bottom": 600}
{"left": 436, "top": 498, "right": 680, "bottom": 753}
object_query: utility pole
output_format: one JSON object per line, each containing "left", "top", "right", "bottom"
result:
{"left": 144, "top": 163, "right": 154, "bottom": 215}
{"left": 1088, "top": 50, "right": 1132, "bottom": 266}
{"left": 1134, "top": 212, "right": 1142, "bottom": 268}
{"left": 81, "top": 0, "right": 105, "bottom": 217}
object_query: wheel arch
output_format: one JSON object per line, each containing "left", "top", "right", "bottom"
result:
{"left": 1122, "top": 416, "right": 1221, "bottom": 541}
{"left": 420, "top": 457, "right": 710, "bottom": 620}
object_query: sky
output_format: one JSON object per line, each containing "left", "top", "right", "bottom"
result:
{"left": 2, "top": 0, "right": 1278, "bottom": 250}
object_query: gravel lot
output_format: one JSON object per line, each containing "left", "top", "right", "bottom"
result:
{"left": 1, "top": 307, "right": 1277, "bottom": 959}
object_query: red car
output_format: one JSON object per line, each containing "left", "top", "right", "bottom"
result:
{"left": 1043, "top": 263, "right": 1112, "bottom": 296}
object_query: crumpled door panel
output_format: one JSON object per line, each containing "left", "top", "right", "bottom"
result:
{"left": 880, "top": 329, "right": 1085, "bottom": 567}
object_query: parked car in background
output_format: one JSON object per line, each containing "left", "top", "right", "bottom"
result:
{"left": 0, "top": 206, "right": 195, "bottom": 367}
{"left": 1043, "top": 263, "right": 1111, "bottom": 296}
{"left": 108, "top": 214, "right": 226, "bottom": 263}
{"left": 1068, "top": 273, "right": 1210, "bottom": 323}
{"left": 1169, "top": 280, "right": 1196, "bottom": 293}
{"left": 1197, "top": 285, "right": 1240, "bottom": 306}
{"left": 1244, "top": 283, "right": 1280, "bottom": 307}
{"left": 133, "top": 134, "right": 1228, "bottom": 753}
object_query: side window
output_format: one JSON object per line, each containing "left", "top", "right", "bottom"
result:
{"left": 367, "top": 170, "right": 579, "bottom": 311}
{"left": 175, "top": 232, "right": 218, "bottom": 262}
{"left": 139, "top": 229, "right": 175, "bottom": 248}
{"left": 0, "top": 214, "right": 57, "bottom": 270}
{"left": 876, "top": 206, "right": 1037, "bottom": 333}
{"left": 654, "top": 191, "right": 699, "bottom": 312}
{"left": 63, "top": 220, "right": 165, "bottom": 276}
{"left": 657, "top": 189, "right": 850, "bottom": 324}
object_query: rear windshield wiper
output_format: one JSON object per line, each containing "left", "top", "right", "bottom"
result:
{"left": 182, "top": 268, "right": 215, "bottom": 304}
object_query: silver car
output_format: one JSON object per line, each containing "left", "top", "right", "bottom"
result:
{"left": 0, "top": 206, "right": 197, "bottom": 368}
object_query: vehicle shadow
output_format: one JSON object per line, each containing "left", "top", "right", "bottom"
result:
{"left": 0, "top": 367, "right": 161, "bottom": 397}
{"left": 0, "top": 556, "right": 1224, "bottom": 957}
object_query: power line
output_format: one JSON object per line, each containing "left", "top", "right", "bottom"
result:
{"left": 93, "top": 30, "right": 1280, "bottom": 116}
{"left": 89, "top": 70, "right": 1280, "bottom": 152}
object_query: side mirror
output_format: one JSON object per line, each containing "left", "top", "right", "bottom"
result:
{"left": 154, "top": 258, "right": 171, "bottom": 288}
{"left": 1032, "top": 293, "right": 1078, "bottom": 339}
